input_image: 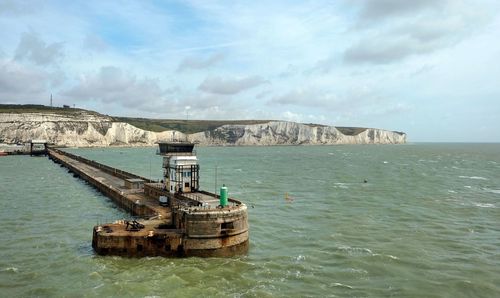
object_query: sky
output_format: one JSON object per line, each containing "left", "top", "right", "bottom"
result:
{"left": 1, "top": 0, "right": 499, "bottom": 142}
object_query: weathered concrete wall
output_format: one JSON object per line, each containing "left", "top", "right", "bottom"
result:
{"left": 49, "top": 149, "right": 157, "bottom": 217}
{"left": 184, "top": 206, "right": 249, "bottom": 238}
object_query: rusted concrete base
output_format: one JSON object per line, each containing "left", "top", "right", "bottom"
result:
{"left": 92, "top": 223, "right": 185, "bottom": 257}
{"left": 184, "top": 238, "right": 249, "bottom": 258}
{"left": 92, "top": 223, "right": 249, "bottom": 257}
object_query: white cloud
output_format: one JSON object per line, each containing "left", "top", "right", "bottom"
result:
{"left": 177, "top": 52, "right": 225, "bottom": 72}
{"left": 0, "top": 59, "right": 50, "bottom": 102}
{"left": 343, "top": 1, "right": 487, "bottom": 65}
{"left": 281, "top": 110, "right": 303, "bottom": 122}
{"left": 0, "top": 0, "right": 39, "bottom": 16}
{"left": 63, "top": 66, "right": 168, "bottom": 110}
{"left": 14, "top": 31, "right": 63, "bottom": 65}
{"left": 0, "top": 1, "right": 499, "bottom": 140}
{"left": 83, "top": 34, "right": 108, "bottom": 53}
{"left": 269, "top": 88, "right": 340, "bottom": 108}
{"left": 198, "top": 75, "right": 266, "bottom": 95}
{"left": 356, "top": 0, "right": 442, "bottom": 21}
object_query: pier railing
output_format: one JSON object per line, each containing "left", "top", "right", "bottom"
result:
{"left": 49, "top": 148, "right": 157, "bottom": 217}
{"left": 50, "top": 148, "right": 154, "bottom": 183}
{"left": 144, "top": 183, "right": 243, "bottom": 210}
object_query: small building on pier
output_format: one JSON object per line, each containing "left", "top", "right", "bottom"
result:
{"left": 157, "top": 142, "right": 200, "bottom": 194}
{"left": 125, "top": 178, "right": 145, "bottom": 189}
{"left": 29, "top": 140, "right": 48, "bottom": 156}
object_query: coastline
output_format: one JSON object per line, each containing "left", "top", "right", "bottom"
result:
{"left": 1, "top": 111, "right": 407, "bottom": 147}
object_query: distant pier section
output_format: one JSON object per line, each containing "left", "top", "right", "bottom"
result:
{"left": 0, "top": 140, "right": 48, "bottom": 156}
{"left": 29, "top": 140, "right": 48, "bottom": 156}
{"left": 48, "top": 144, "right": 249, "bottom": 257}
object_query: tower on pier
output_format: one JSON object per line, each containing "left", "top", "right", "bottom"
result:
{"left": 157, "top": 142, "right": 199, "bottom": 194}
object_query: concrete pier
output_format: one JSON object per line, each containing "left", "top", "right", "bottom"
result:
{"left": 49, "top": 148, "right": 168, "bottom": 218}
{"left": 48, "top": 148, "right": 249, "bottom": 257}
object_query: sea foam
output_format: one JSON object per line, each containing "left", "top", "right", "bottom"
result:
{"left": 459, "top": 176, "right": 488, "bottom": 180}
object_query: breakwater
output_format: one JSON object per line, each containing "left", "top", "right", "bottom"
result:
{"left": 47, "top": 146, "right": 249, "bottom": 257}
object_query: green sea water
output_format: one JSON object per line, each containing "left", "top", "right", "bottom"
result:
{"left": 1, "top": 144, "right": 499, "bottom": 297}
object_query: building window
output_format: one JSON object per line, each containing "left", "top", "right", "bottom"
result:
{"left": 221, "top": 222, "right": 234, "bottom": 230}
{"left": 185, "top": 182, "right": 189, "bottom": 188}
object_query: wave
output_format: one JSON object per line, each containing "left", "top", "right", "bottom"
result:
{"left": 331, "top": 282, "right": 353, "bottom": 289}
{"left": 1, "top": 267, "right": 18, "bottom": 273}
{"left": 336, "top": 245, "right": 373, "bottom": 256}
{"left": 373, "top": 253, "right": 400, "bottom": 260}
{"left": 459, "top": 176, "right": 489, "bottom": 180}
{"left": 473, "top": 202, "right": 496, "bottom": 208}
{"left": 293, "top": 255, "right": 306, "bottom": 262}
{"left": 484, "top": 188, "right": 500, "bottom": 194}
{"left": 334, "top": 183, "right": 349, "bottom": 189}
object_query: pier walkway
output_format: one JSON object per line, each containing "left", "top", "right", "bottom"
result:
{"left": 48, "top": 148, "right": 170, "bottom": 219}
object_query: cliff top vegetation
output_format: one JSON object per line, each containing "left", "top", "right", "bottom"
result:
{"left": 0, "top": 104, "right": 109, "bottom": 118}
{"left": 0, "top": 104, "right": 271, "bottom": 134}
{"left": 0, "top": 104, "right": 391, "bottom": 136}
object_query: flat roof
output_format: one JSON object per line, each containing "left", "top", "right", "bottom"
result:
{"left": 171, "top": 155, "right": 197, "bottom": 160}
{"left": 126, "top": 178, "right": 144, "bottom": 183}
{"left": 157, "top": 142, "right": 195, "bottom": 155}
{"left": 157, "top": 141, "right": 194, "bottom": 145}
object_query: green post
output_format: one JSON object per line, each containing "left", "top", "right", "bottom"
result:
{"left": 220, "top": 184, "right": 228, "bottom": 207}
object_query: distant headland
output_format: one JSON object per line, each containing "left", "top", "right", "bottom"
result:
{"left": 0, "top": 104, "right": 406, "bottom": 147}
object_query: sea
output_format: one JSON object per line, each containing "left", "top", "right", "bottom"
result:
{"left": 0, "top": 143, "right": 499, "bottom": 297}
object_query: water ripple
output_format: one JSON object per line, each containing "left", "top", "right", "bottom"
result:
{"left": 1, "top": 145, "right": 500, "bottom": 297}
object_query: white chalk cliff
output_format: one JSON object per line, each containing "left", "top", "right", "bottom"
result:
{"left": 0, "top": 112, "right": 406, "bottom": 147}
{"left": 188, "top": 122, "right": 406, "bottom": 145}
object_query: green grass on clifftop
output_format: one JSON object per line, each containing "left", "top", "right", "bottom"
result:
{"left": 0, "top": 104, "right": 400, "bottom": 136}
{"left": 0, "top": 104, "right": 271, "bottom": 134}
{"left": 0, "top": 104, "right": 109, "bottom": 118}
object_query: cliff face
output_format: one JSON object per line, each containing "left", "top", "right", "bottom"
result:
{"left": 0, "top": 113, "right": 186, "bottom": 147}
{"left": 0, "top": 113, "right": 406, "bottom": 147}
{"left": 189, "top": 121, "right": 406, "bottom": 145}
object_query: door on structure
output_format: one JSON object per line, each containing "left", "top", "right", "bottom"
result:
{"left": 184, "top": 182, "right": 191, "bottom": 193}
{"left": 182, "top": 170, "right": 192, "bottom": 192}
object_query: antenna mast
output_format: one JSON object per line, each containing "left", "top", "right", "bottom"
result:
{"left": 185, "top": 106, "right": 191, "bottom": 121}
{"left": 215, "top": 165, "right": 217, "bottom": 196}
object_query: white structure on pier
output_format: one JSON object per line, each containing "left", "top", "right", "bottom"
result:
{"left": 157, "top": 142, "right": 199, "bottom": 194}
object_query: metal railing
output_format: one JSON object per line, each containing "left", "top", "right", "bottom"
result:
{"left": 50, "top": 148, "right": 154, "bottom": 182}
